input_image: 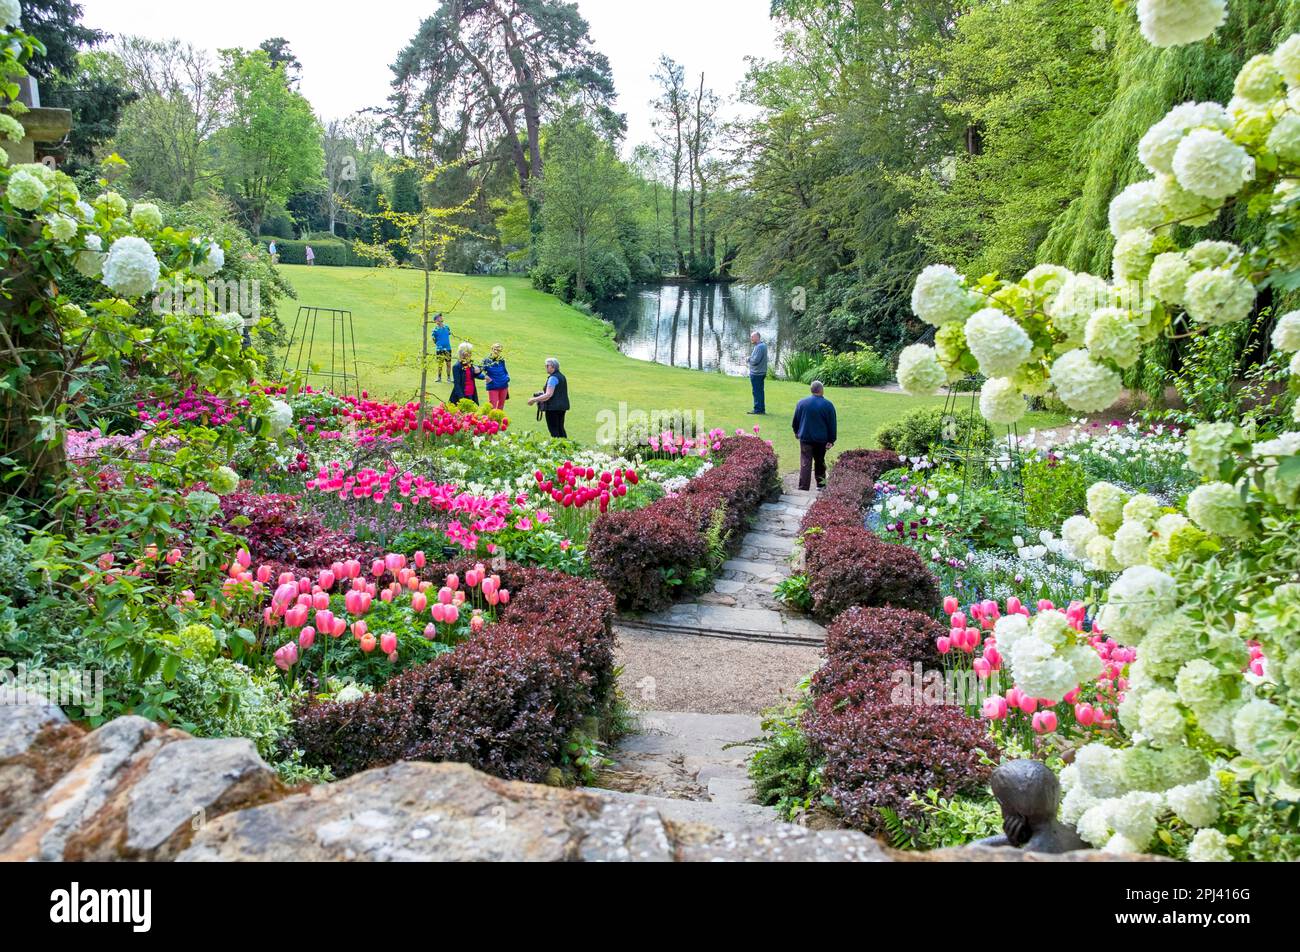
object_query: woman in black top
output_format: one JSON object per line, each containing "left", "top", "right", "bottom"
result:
{"left": 527, "top": 357, "right": 570, "bottom": 439}
{"left": 449, "top": 342, "right": 485, "bottom": 404}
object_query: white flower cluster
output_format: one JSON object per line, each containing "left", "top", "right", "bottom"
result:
{"left": 0, "top": 0, "right": 21, "bottom": 30}
{"left": 993, "top": 610, "right": 1101, "bottom": 703}
{"left": 1135, "top": 0, "right": 1227, "bottom": 49}
{"left": 101, "top": 236, "right": 161, "bottom": 298}
{"left": 910, "top": 264, "right": 978, "bottom": 327}
{"left": 265, "top": 399, "right": 294, "bottom": 438}
{"left": 896, "top": 343, "right": 947, "bottom": 394}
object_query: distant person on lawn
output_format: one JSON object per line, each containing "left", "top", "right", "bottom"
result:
{"left": 267, "top": 240, "right": 278, "bottom": 263}
{"left": 304, "top": 245, "right": 315, "bottom": 266}
{"left": 528, "top": 357, "right": 569, "bottom": 439}
{"left": 792, "top": 380, "right": 836, "bottom": 491}
{"left": 431, "top": 313, "right": 453, "bottom": 382}
{"left": 449, "top": 342, "right": 484, "bottom": 404}
{"left": 747, "top": 331, "right": 768, "bottom": 415}
{"left": 483, "top": 343, "right": 511, "bottom": 411}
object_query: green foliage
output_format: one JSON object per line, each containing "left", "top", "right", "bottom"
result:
{"left": 807, "top": 343, "right": 891, "bottom": 388}
{"left": 875, "top": 407, "right": 994, "bottom": 459}
{"left": 1023, "top": 458, "right": 1090, "bottom": 529}
{"left": 747, "top": 679, "right": 826, "bottom": 821}
{"left": 773, "top": 573, "right": 813, "bottom": 612}
{"left": 884, "top": 790, "right": 1003, "bottom": 851}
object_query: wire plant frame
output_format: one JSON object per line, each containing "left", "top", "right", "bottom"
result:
{"left": 281, "top": 306, "right": 362, "bottom": 400}
{"left": 930, "top": 384, "right": 1029, "bottom": 533}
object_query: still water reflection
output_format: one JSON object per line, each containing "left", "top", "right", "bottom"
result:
{"left": 598, "top": 282, "right": 797, "bottom": 376}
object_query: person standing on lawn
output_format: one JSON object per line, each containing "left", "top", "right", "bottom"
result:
{"left": 431, "top": 313, "right": 453, "bottom": 383}
{"left": 449, "top": 342, "right": 485, "bottom": 404}
{"left": 483, "top": 343, "right": 510, "bottom": 411}
{"left": 304, "top": 244, "right": 315, "bottom": 266}
{"left": 791, "top": 380, "right": 836, "bottom": 491}
{"left": 747, "top": 331, "right": 768, "bottom": 415}
{"left": 528, "top": 357, "right": 570, "bottom": 439}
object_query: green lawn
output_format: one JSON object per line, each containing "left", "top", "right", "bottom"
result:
{"left": 275, "top": 265, "right": 1063, "bottom": 472}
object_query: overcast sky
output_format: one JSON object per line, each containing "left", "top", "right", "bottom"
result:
{"left": 81, "top": 0, "right": 781, "bottom": 151}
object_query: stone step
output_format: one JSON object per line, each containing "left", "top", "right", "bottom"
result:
{"left": 627, "top": 603, "right": 825, "bottom": 645}
{"left": 577, "top": 788, "right": 778, "bottom": 830}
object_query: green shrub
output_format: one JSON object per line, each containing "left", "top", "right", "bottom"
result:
{"left": 1023, "top": 458, "right": 1090, "bottom": 529}
{"left": 262, "top": 238, "right": 375, "bottom": 268}
{"left": 782, "top": 351, "right": 820, "bottom": 383}
{"left": 875, "top": 407, "right": 994, "bottom": 458}
{"left": 748, "top": 681, "right": 825, "bottom": 820}
{"left": 813, "top": 343, "right": 891, "bottom": 387}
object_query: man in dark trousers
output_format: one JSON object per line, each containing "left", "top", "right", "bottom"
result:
{"left": 791, "top": 380, "right": 837, "bottom": 491}
{"left": 746, "top": 331, "right": 768, "bottom": 415}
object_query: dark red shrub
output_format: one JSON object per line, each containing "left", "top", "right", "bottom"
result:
{"left": 803, "top": 689, "right": 996, "bottom": 833}
{"left": 804, "top": 527, "right": 939, "bottom": 619}
{"left": 292, "top": 565, "right": 616, "bottom": 782}
{"left": 823, "top": 606, "right": 945, "bottom": 671}
{"left": 219, "top": 492, "right": 374, "bottom": 571}
{"left": 830, "top": 449, "right": 905, "bottom": 483}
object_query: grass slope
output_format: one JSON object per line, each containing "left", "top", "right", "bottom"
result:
{"left": 276, "top": 265, "right": 1061, "bottom": 472}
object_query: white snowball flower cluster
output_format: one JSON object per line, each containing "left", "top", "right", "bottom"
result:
{"left": 1049, "top": 349, "right": 1124, "bottom": 413}
{"left": 895, "top": 343, "right": 947, "bottom": 395}
{"left": 1277, "top": 34, "right": 1300, "bottom": 87}
{"left": 1267, "top": 114, "right": 1300, "bottom": 163}
{"left": 1187, "top": 828, "right": 1232, "bottom": 862}
{"left": 1097, "top": 565, "right": 1178, "bottom": 643}
{"left": 130, "top": 202, "right": 163, "bottom": 231}
{"left": 1155, "top": 174, "right": 1220, "bottom": 226}
{"left": 193, "top": 242, "right": 225, "bottom": 279}
{"left": 1183, "top": 266, "right": 1256, "bottom": 325}
{"left": 998, "top": 610, "right": 1101, "bottom": 703}
{"left": 5, "top": 167, "right": 48, "bottom": 210}
{"left": 1107, "top": 180, "right": 1164, "bottom": 237}
{"left": 978, "top": 377, "right": 1025, "bottom": 424}
{"left": 1273, "top": 311, "right": 1300, "bottom": 352}
{"left": 964, "top": 307, "right": 1032, "bottom": 377}
{"left": 1234, "top": 53, "right": 1284, "bottom": 103}
{"left": 1136, "top": 0, "right": 1227, "bottom": 49}
{"left": 910, "top": 264, "right": 977, "bottom": 326}
{"left": 266, "top": 399, "right": 294, "bottom": 438}
{"left": 1232, "top": 699, "right": 1286, "bottom": 763}
{"left": 1172, "top": 128, "right": 1255, "bottom": 200}
{"left": 44, "top": 213, "right": 78, "bottom": 243}
{"left": 101, "top": 236, "right": 161, "bottom": 298}
{"left": 1111, "top": 229, "right": 1157, "bottom": 283}
{"left": 1185, "top": 421, "right": 1237, "bottom": 477}
{"left": 74, "top": 233, "right": 104, "bottom": 279}
{"left": 0, "top": 112, "right": 23, "bottom": 143}
{"left": 1187, "top": 481, "right": 1250, "bottom": 537}
{"left": 1046, "top": 272, "right": 1110, "bottom": 344}
{"left": 1139, "top": 102, "right": 1230, "bottom": 175}
{"left": 214, "top": 313, "right": 245, "bottom": 336}
{"left": 1147, "top": 252, "right": 1193, "bottom": 305}
{"left": 1085, "top": 306, "right": 1141, "bottom": 368}
{"left": 0, "top": 0, "right": 21, "bottom": 30}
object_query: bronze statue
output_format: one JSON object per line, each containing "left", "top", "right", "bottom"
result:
{"left": 975, "top": 760, "right": 1087, "bottom": 853}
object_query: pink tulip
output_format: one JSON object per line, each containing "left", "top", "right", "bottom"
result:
{"left": 1074, "top": 702, "right": 1095, "bottom": 727}
{"left": 380, "top": 589, "right": 394, "bottom": 603}
{"left": 973, "top": 658, "right": 991, "bottom": 680}
{"left": 274, "top": 642, "right": 298, "bottom": 670}
{"left": 936, "top": 636, "right": 951, "bottom": 655}
{"left": 352, "top": 620, "right": 368, "bottom": 639}
{"left": 423, "top": 623, "right": 437, "bottom": 640}
{"left": 1018, "top": 693, "right": 1038, "bottom": 714}
{"left": 313, "top": 591, "right": 330, "bottom": 610}
{"left": 443, "top": 605, "right": 459, "bottom": 625}
{"left": 257, "top": 564, "right": 273, "bottom": 584}
{"left": 315, "top": 610, "right": 335, "bottom": 632}
{"left": 371, "top": 559, "right": 385, "bottom": 577}
{"left": 499, "top": 589, "right": 509, "bottom": 605}
{"left": 414, "top": 550, "right": 426, "bottom": 569}
{"left": 446, "top": 573, "right": 459, "bottom": 591}
{"left": 236, "top": 549, "right": 251, "bottom": 569}
{"left": 438, "top": 586, "right": 454, "bottom": 604}
{"left": 470, "top": 614, "right": 485, "bottom": 634}
{"left": 465, "top": 570, "right": 480, "bottom": 588}
{"left": 982, "top": 695, "right": 1008, "bottom": 720}
{"left": 299, "top": 626, "right": 316, "bottom": 649}
{"left": 285, "top": 606, "right": 309, "bottom": 629}
{"left": 431, "top": 603, "right": 448, "bottom": 623}
{"left": 943, "top": 596, "right": 960, "bottom": 615}
{"left": 380, "top": 632, "right": 397, "bottom": 655}
{"left": 1037, "top": 599, "right": 1054, "bottom": 611}
{"left": 411, "top": 592, "right": 428, "bottom": 612}
{"left": 359, "top": 633, "right": 376, "bottom": 653}
{"left": 332, "top": 617, "right": 347, "bottom": 638}
{"left": 385, "top": 553, "right": 405, "bottom": 573}
{"left": 1032, "top": 710, "right": 1058, "bottom": 734}
{"left": 166, "top": 548, "right": 182, "bottom": 565}
{"left": 950, "top": 612, "right": 966, "bottom": 629}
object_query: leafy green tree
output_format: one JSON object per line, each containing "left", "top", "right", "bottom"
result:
{"left": 213, "top": 48, "right": 323, "bottom": 235}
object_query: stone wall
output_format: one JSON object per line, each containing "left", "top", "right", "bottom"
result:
{"left": 0, "top": 690, "right": 1153, "bottom": 862}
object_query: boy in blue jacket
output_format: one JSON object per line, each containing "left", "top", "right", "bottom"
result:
{"left": 431, "top": 313, "right": 453, "bottom": 382}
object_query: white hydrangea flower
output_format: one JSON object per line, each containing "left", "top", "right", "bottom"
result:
{"left": 1187, "top": 481, "right": 1250, "bottom": 537}
{"left": 1174, "top": 658, "right": 1227, "bottom": 710}
{"left": 214, "top": 312, "right": 244, "bottom": 335}
{"left": 1232, "top": 699, "right": 1285, "bottom": 762}
{"left": 1103, "top": 832, "right": 1144, "bottom": 854}
{"left": 1047, "top": 272, "right": 1110, "bottom": 343}
{"left": 193, "top": 241, "right": 225, "bottom": 278}
{"left": 1293, "top": 350, "right": 1300, "bottom": 376}
{"left": 992, "top": 612, "right": 1031, "bottom": 656}
{"left": 0, "top": 112, "right": 23, "bottom": 143}
{"left": 1155, "top": 174, "right": 1220, "bottom": 227}
{"left": 1030, "top": 610, "right": 1073, "bottom": 648}
{"left": 1087, "top": 481, "right": 1127, "bottom": 534}
{"left": 209, "top": 465, "right": 240, "bottom": 495}
{"left": 1147, "top": 252, "right": 1193, "bottom": 306}
{"left": 101, "top": 236, "right": 161, "bottom": 298}
{"left": 1061, "top": 514, "right": 1099, "bottom": 559}
{"left": 1009, "top": 635, "right": 1080, "bottom": 702}
{"left": 1109, "top": 790, "right": 1164, "bottom": 849}
{"left": 1086, "top": 534, "right": 1121, "bottom": 572}
{"left": 1235, "top": 53, "right": 1284, "bottom": 102}
{"left": 910, "top": 264, "right": 976, "bottom": 326}
{"left": 1085, "top": 307, "right": 1141, "bottom": 369}
{"left": 1077, "top": 803, "right": 1114, "bottom": 848}
{"left": 1060, "top": 784, "right": 1099, "bottom": 826}
{"left": 1099, "top": 565, "right": 1178, "bottom": 643}
{"left": 1124, "top": 494, "right": 1162, "bottom": 528}
{"left": 1267, "top": 113, "right": 1300, "bottom": 163}
{"left": 1112, "top": 521, "right": 1153, "bottom": 568}
{"left": 1172, "top": 128, "right": 1254, "bottom": 200}
{"left": 1186, "top": 240, "right": 1241, "bottom": 270}
{"left": 1076, "top": 744, "right": 1128, "bottom": 799}
{"left": 44, "top": 213, "right": 78, "bottom": 242}
{"left": 1111, "top": 229, "right": 1157, "bottom": 283}
{"left": 0, "top": 0, "right": 20, "bottom": 28}
{"left": 1136, "top": 0, "right": 1227, "bottom": 49}
{"left": 1023, "top": 263, "right": 1072, "bottom": 296}
{"left": 5, "top": 168, "right": 48, "bottom": 211}
{"left": 1154, "top": 512, "right": 1190, "bottom": 538}
{"left": 1276, "top": 34, "right": 1300, "bottom": 87}
{"left": 130, "top": 202, "right": 163, "bottom": 230}
{"left": 76, "top": 199, "right": 95, "bottom": 222}
{"left": 1108, "top": 180, "right": 1164, "bottom": 237}
{"left": 896, "top": 344, "right": 947, "bottom": 395}
{"left": 266, "top": 399, "right": 293, "bottom": 437}
{"left": 978, "top": 376, "right": 1025, "bottom": 424}
{"left": 964, "top": 307, "right": 1033, "bottom": 378}
{"left": 1273, "top": 311, "right": 1300, "bottom": 352}
{"left": 1183, "top": 267, "right": 1255, "bottom": 326}
{"left": 1138, "top": 688, "right": 1186, "bottom": 748}
{"left": 96, "top": 191, "right": 128, "bottom": 217}
{"left": 1050, "top": 349, "right": 1124, "bottom": 413}
{"left": 1139, "top": 102, "right": 1231, "bottom": 175}
{"left": 1187, "top": 828, "right": 1232, "bottom": 862}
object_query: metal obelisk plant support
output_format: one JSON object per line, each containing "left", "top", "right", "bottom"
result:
{"left": 932, "top": 384, "right": 1028, "bottom": 533}
{"left": 281, "top": 306, "right": 361, "bottom": 400}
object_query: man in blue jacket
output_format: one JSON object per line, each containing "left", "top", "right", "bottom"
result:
{"left": 791, "top": 380, "right": 837, "bottom": 491}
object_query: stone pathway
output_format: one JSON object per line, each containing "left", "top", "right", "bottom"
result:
{"left": 594, "top": 478, "right": 827, "bottom": 831}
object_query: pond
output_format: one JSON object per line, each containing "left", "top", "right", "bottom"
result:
{"left": 598, "top": 281, "right": 798, "bottom": 377}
